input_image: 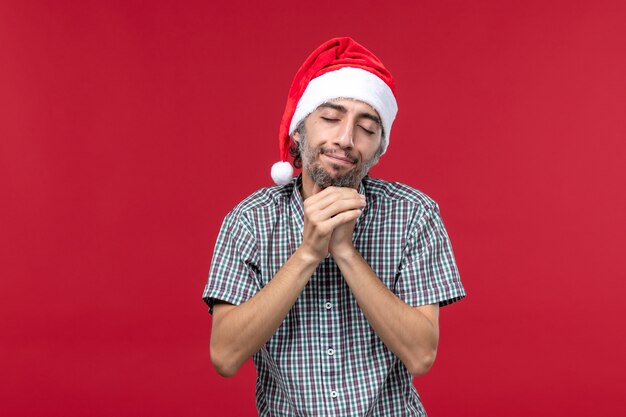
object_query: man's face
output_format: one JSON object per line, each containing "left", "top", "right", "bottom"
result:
{"left": 294, "top": 98, "right": 384, "bottom": 189}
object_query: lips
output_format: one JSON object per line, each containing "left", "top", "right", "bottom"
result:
{"left": 320, "top": 149, "right": 357, "bottom": 165}
{"left": 324, "top": 154, "right": 354, "bottom": 165}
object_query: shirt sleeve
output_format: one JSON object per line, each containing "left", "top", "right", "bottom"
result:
{"left": 396, "top": 204, "right": 466, "bottom": 307}
{"left": 202, "top": 210, "right": 260, "bottom": 314}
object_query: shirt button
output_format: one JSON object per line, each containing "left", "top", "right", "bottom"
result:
{"left": 327, "top": 348, "right": 335, "bottom": 356}
{"left": 330, "top": 390, "right": 338, "bottom": 399}
{"left": 325, "top": 302, "right": 332, "bottom": 310}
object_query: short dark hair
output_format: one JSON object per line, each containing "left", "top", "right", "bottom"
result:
{"left": 289, "top": 120, "right": 306, "bottom": 169}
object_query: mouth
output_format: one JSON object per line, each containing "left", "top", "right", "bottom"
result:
{"left": 320, "top": 150, "right": 357, "bottom": 166}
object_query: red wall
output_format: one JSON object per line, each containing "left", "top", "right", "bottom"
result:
{"left": 2, "top": 1, "right": 625, "bottom": 415}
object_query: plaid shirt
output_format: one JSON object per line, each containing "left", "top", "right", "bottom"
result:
{"left": 203, "top": 175, "right": 465, "bottom": 416}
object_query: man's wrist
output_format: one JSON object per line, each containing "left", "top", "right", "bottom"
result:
{"left": 330, "top": 244, "right": 359, "bottom": 265}
{"left": 294, "top": 245, "right": 325, "bottom": 268}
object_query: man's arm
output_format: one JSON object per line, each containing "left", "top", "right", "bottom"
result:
{"left": 210, "top": 187, "right": 365, "bottom": 377}
{"left": 211, "top": 248, "right": 318, "bottom": 377}
{"left": 328, "top": 192, "right": 439, "bottom": 377}
{"left": 332, "top": 248, "right": 439, "bottom": 376}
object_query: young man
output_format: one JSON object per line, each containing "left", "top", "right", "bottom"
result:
{"left": 203, "top": 37, "right": 465, "bottom": 416}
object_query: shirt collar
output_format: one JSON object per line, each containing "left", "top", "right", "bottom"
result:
{"left": 290, "top": 175, "right": 305, "bottom": 234}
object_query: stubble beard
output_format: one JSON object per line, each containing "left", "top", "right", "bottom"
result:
{"left": 298, "top": 133, "right": 381, "bottom": 189}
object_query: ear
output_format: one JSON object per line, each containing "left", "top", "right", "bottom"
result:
{"left": 292, "top": 131, "right": 301, "bottom": 143}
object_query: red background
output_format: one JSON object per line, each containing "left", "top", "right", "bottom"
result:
{"left": 2, "top": 1, "right": 625, "bottom": 415}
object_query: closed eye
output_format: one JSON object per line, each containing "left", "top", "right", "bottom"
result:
{"left": 321, "top": 117, "right": 339, "bottom": 122}
{"left": 359, "top": 125, "right": 375, "bottom": 135}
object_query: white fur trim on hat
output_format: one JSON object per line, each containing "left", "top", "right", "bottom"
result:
{"left": 288, "top": 67, "right": 398, "bottom": 154}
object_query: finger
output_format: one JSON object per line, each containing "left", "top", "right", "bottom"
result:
{"left": 306, "top": 195, "right": 364, "bottom": 224}
{"left": 307, "top": 192, "right": 359, "bottom": 215}
{"left": 327, "top": 208, "right": 362, "bottom": 229}
{"left": 305, "top": 187, "right": 362, "bottom": 212}
{"left": 316, "top": 197, "right": 365, "bottom": 220}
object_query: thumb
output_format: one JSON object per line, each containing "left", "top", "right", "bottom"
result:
{"left": 311, "top": 182, "right": 322, "bottom": 196}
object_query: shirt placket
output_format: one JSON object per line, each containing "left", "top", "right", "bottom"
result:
{"left": 318, "top": 258, "right": 344, "bottom": 414}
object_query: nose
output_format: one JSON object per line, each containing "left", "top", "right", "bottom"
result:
{"left": 336, "top": 123, "right": 354, "bottom": 149}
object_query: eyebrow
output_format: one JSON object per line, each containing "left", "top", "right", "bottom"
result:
{"left": 317, "top": 102, "right": 382, "bottom": 127}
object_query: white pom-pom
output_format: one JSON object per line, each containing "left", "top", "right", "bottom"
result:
{"left": 271, "top": 161, "right": 294, "bottom": 185}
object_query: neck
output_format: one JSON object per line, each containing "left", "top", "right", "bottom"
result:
{"left": 300, "top": 171, "right": 315, "bottom": 199}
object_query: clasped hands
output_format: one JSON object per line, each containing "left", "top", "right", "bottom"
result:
{"left": 301, "top": 185, "right": 366, "bottom": 262}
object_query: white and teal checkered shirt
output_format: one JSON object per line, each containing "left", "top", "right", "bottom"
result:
{"left": 203, "top": 175, "right": 465, "bottom": 416}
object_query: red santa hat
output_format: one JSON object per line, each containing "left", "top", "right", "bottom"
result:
{"left": 271, "top": 37, "right": 398, "bottom": 185}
